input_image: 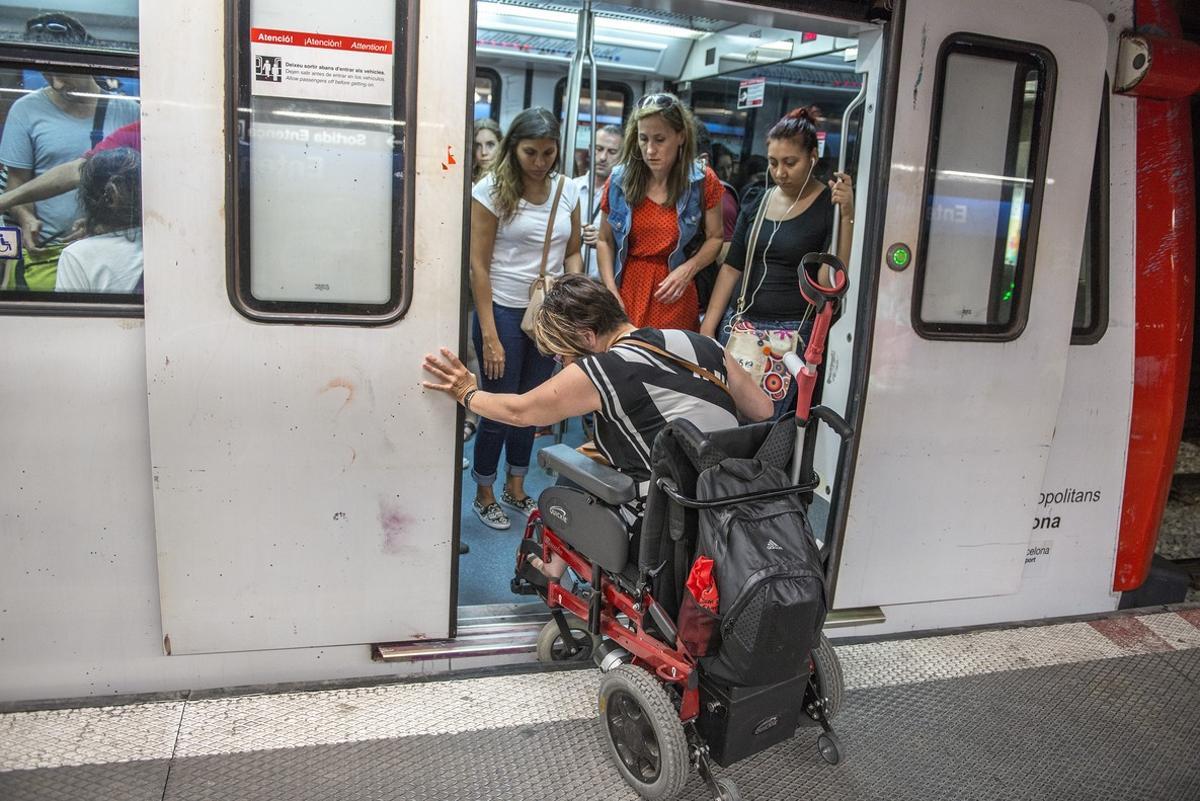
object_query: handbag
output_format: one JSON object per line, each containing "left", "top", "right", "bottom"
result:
{"left": 725, "top": 187, "right": 808, "bottom": 402}
{"left": 520, "top": 175, "right": 566, "bottom": 335}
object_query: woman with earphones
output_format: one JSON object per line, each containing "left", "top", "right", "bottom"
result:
{"left": 700, "top": 106, "right": 854, "bottom": 418}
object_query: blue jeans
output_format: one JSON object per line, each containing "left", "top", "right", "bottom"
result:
{"left": 471, "top": 303, "right": 556, "bottom": 486}
{"left": 718, "top": 309, "right": 814, "bottom": 420}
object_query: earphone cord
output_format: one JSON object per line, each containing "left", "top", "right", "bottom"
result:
{"left": 735, "top": 160, "right": 814, "bottom": 325}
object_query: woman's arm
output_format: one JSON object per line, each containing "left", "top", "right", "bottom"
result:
{"left": 563, "top": 203, "right": 583, "bottom": 274}
{"left": 723, "top": 349, "right": 773, "bottom": 422}
{"left": 422, "top": 348, "right": 602, "bottom": 427}
{"left": 653, "top": 203, "right": 724, "bottom": 304}
{"left": 469, "top": 199, "right": 505, "bottom": 380}
{"left": 829, "top": 172, "right": 855, "bottom": 272}
{"left": 595, "top": 213, "right": 623, "bottom": 305}
{"left": 699, "top": 263, "right": 743, "bottom": 338}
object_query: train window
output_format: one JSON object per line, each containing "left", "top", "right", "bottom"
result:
{"left": 229, "top": 0, "right": 417, "bottom": 324}
{"left": 1072, "top": 90, "right": 1108, "bottom": 344}
{"left": 913, "top": 38, "right": 1054, "bottom": 340}
{"left": 0, "top": 56, "right": 142, "bottom": 312}
{"left": 475, "top": 68, "right": 500, "bottom": 121}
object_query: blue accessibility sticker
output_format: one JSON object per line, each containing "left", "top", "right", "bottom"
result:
{"left": 0, "top": 226, "right": 21, "bottom": 259}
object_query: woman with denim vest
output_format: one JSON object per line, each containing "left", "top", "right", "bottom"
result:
{"left": 469, "top": 107, "right": 583, "bottom": 530}
{"left": 700, "top": 107, "right": 855, "bottom": 418}
{"left": 594, "top": 93, "right": 725, "bottom": 331}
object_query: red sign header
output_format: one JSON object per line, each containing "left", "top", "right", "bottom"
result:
{"left": 250, "top": 27, "right": 393, "bottom": 54}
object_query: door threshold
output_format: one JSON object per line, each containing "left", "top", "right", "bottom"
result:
{"left": 373, "top": 603, "right": 548, "bottom": 662}
{"left": 373, "top": 602, "right": 884, "bottom": 663}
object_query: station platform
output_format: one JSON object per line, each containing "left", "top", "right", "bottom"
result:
{"left": 2, "top": 606, "right": 1198, "bottom": 801}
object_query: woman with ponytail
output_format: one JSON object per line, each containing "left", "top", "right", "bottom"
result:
{"left": 594, "top": 92, "right": 725, "bottom": 331}
{"left": 700, "top": 106, "right": 854, "bottom": 417}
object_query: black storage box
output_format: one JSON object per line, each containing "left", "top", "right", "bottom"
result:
{"left": 696, "top": 672, "right": 808, "bottom": 767}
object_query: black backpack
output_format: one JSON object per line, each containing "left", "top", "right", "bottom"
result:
{"left": 696, "top": 457, "right": 827, "bottom": 687}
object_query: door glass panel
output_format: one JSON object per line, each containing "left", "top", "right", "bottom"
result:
{"left": 915, "top": 41, "right": 1051, "bottom": 338}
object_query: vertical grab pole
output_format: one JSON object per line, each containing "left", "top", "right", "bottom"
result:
{"left": 789, "top": 75, "right": 865, "bottom": 486}
{"left": 561, "top": 1, "right": 592, "bottom": 186}
{"left": 583, "top": 1, "right": 598, "bottom": 259}
{"left": 826, "top": 74, "right": 868, "bottom": 259}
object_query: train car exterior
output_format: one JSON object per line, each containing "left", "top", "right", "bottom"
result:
{"left": 0, "top": 0, "right": 1193, "bottom": 703}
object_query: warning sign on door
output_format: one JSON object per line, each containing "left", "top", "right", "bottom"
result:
{"left": 737, "top": 77, "right": 765, "bottom": 110}
{"left": 250, "top": 27, "right": 394, "bottom": 106}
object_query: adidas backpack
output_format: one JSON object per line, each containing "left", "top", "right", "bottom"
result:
{"left": 695, "top": 457, "right": 827, "bottom": 687}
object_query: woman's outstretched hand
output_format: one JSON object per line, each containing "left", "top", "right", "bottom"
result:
{"left": 422, "top": 347, "right": 477, "bottom": 404}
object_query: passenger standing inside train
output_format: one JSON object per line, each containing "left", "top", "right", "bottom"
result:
{"left": 471, "top": 118, "right": 502, "bottom": 184}
{"left": 54, "top": 148, "right": 142, "bottom": 293}
{"left": 464, "top": 118, "right": 504, "bottom": 454}
{"left": 594, "top": 93, "right": 725, "bottom": 331}
{"left": 700, "top": 107, "right": 854, "bottom": 419}
{"left": 574, "top": 123, "right": 622, "bottom": 279}
{"left": 469, "top": 107, "right": 583, "bottom": 530}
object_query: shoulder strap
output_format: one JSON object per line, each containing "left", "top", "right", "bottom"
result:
{"left": 537, "top": 175, "right": 566, "bottom": 279}
{"left": 90, "top": 96, "right": 110, "bottom": 149}
{"left": 618, "top": 338, "right": 732, "bottom": 400}
{"left": 734, "top": 187, "right": 773, "bottom": 318}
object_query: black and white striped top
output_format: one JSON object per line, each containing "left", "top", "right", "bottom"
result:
{"left": 578, "top": 328, "right": 739, "bottom": 492}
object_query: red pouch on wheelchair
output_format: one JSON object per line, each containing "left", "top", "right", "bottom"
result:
{"left": 678, "top": 556, "right": 722, "bottom": 657}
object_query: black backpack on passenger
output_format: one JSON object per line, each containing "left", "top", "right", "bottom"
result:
{"left": 695, "top": 457, "right": 827, "bottom": 688}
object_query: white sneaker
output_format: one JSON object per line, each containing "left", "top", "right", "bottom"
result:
{"left": 472, "top": 500, "right": 511, "bottom": 530}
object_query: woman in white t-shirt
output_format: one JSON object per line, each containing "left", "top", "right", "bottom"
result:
{"left": 469, "top": 107, "right": 582, "bottom": 530}
{"left": 55, "top": 147, "right": 143, "bottom": 294}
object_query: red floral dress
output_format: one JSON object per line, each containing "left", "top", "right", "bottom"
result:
{"left": 602, "top": 167, "right": 724, "bottom": 331}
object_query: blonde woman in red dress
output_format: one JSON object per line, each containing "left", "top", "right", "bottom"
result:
{"left": 593, "top": 93, "right": 725, "bottom": 331}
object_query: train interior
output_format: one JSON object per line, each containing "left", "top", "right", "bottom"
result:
{"left": 456, "top": 0, "right": 871, "bottom": 613}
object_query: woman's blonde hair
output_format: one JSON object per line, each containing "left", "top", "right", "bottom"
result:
{"left": 471, "top": 117, "right": 502, "bottom": 183}
{"left": 532, "top": 274, "right": 629, "bottom": 357}
{"left": 619, "top": 93, "right": 698, "bottom": 208}
{"left": 487, "top": 107, "right": 559, "bottom": 224}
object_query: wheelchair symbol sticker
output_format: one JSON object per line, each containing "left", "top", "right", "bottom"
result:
{"left": 0, "top": 226, "right": 20, "bottom": 259}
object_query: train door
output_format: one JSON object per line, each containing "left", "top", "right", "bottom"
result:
{"left": 833, "top": 0, "right": 1110, "bottom": 608}
{"left": 142, "top": 0, "right": 469, "bottom": 653}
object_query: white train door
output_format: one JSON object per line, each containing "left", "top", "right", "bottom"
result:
{"left": 834, "top": 0, "right": 1109, "bottom": 608}
{"left": 142, "top": 0, "right": 469, "bottom": 653}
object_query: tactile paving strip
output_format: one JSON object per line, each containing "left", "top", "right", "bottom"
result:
{"left": 0, "top": 702, "right": 183, "bottom": 771}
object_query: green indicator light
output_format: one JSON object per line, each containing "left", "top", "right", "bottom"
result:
{"left": 892, "top": 248, "right": 909, "bottom": 266}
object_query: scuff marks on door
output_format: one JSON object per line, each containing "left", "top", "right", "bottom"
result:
{"left": 378, "top": 499, "right": 414, "bottom": 554}
{"left": 913, "top": 24, "right": 927, "bottom": 109}
{"left": 321, "top": 377, "right": 356, "bottom": 414}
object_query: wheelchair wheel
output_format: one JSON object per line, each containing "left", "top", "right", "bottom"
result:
{"left": 716, "top": 777, "right": 743, "bottom": 801}
{"left": 810, "top": 633, "right": 844, "bottom": 719}
{"left": 536, "top": 616, "right": 595, "bottom": 663}
{"left": 598, "top": 664, "right": 689, "bottom": 801}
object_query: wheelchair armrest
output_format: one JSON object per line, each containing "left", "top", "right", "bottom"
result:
{"left": 538, "top": 444, "right": 637, "bottom": 506}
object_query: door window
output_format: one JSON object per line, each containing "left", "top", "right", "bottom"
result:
{"left": 913, "top": 38, "right": 1054, "bottom": 339}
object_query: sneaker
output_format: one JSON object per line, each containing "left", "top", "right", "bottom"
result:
{"left": 462, "top": 456, "right": 470, "bottom": 470}
{"left": 473, "top": 500, "right": 510, "bottom": 530}
{"left": 499, "top": 488, "right": 537, "bottom": 518}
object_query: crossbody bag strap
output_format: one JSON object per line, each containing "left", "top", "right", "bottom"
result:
{"left": 618, "top": 339, "right": 733, "bottom": 400}
{"left": 536, "top": 175, "right": 566, "bottom": 280}
{"left": 733, "top": 187, "right": 773, "bottom": 319}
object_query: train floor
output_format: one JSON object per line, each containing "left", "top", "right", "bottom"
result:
{"left": 2, "top": 605, "right": 1198, "bottom": 801}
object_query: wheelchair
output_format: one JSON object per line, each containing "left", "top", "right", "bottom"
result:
{"left": 511, "top": 253, "right": 851, "bottom": 801}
